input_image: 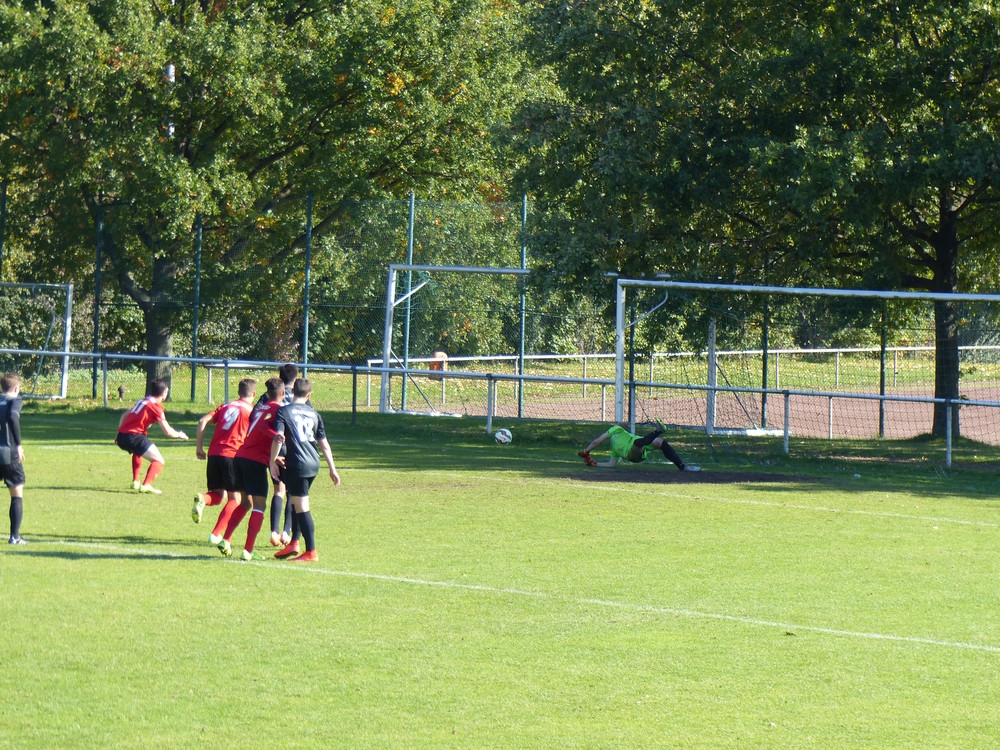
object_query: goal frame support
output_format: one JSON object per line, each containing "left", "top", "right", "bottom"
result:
{"left": 0, "top": 281, "right": 73, "bottom": 398}
{"left": 380, "top": 264, "right": 530, "bottom": 414}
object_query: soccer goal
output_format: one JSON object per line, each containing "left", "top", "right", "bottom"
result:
{"left": 0, "top": 281, "right": 74, "bottom": 398}
{"left": 379, "top": 264, "right": 531, "bottom": 416}
{"left": 613, "top": 278, "right": 1000, "bottom": 445}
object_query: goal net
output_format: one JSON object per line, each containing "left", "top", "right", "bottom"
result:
{"left": 613, "top": 279, "right": 1000, "bottom": 446}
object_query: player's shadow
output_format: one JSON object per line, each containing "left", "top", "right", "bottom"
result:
{"left": 13, "top": 549, "right": 206, "bottom": 561}
{"left": 30, "top": 485, "right": 147, "bottom": 494}
{"left": 21, "top": 532, "right": 207, "bottom": 557}
{"left": 561, "top": 469, "right": 818, "bottom": 485}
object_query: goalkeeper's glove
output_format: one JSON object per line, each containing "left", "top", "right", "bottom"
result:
{"left": 577, "top": 450, "right": 597, "bottom": 467}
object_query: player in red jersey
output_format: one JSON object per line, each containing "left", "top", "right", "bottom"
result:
{"left": 115, "top": 379, "right": 189, "bottom": 494}
{"left": 192, "top": 378, "right": 256, "bottom": 541}
{"left": 217, "top": 378, "right": 284, "bottom": 561}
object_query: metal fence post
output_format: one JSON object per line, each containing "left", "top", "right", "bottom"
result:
{"left": 486, "top": 374, "right": 495, "bottom": 433}
{"left": 351, "top": 365, "right": 358, "bottom": 425}
{"left": 783, "top": 391, "right": 790, "bottom": 455}
{"left": 102, "top": 354, "right": 108, "bottom": 408}
{"left": 946, "top": 399, "right": 953, "bottom": 467}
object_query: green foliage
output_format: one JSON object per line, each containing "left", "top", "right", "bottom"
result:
{"left": 0, "top": 0, "right": 531, "bottom": 364}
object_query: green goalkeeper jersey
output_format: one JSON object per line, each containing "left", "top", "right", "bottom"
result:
{"left": 608, "top": 425, "right": 646, "bottom": 462}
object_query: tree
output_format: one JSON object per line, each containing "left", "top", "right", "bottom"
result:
{"left": 0, "top": 0, "right": 528, "bottom": 381}
{"left": 514, "top": 0, "right": 1000, "bottom": 435}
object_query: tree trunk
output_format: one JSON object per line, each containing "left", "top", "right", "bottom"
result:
{"left": 144, "top": 307, "right": 174, "bottom": 392}
{"left": 932, "top": 299, "right": 960, "bottom": 437}
{"left": 930, "top": 199, "right": 961, "bottom": 438}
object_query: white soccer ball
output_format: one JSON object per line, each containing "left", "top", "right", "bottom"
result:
{"left": 494, "top": 428, "right": 512, "bottom": 445}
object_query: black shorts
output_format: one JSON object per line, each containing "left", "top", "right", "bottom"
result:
{"left": 206, "top": 455, "right": 239, "bottom": 493}
{"left": 283, "top": 473, "right": 316, "bottom": 498}
{"left": 116, "top": 432, "right": 152, "bottom": 457}
{"left": 0, "top": 459, "right": 25, "bottom": 488}
{"left": 235, "top": 457, "right": 270, "bottom": 499}
{"left": 271, "top": 464, "right": 285, "bottom": 486}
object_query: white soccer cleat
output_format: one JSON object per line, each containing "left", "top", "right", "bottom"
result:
{"left": 681, "top": 465, "right": 701, "bottom": 472}
{"left": 192, "top": 494, "right": 205, "bottom": 523}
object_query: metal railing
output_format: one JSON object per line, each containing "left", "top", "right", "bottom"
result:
{"left": 2, "top": 347, "right": 996, "bottom": 467}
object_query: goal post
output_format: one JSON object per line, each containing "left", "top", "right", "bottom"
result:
{"left": 614, "top": 278, "right": 1000, "bottom": 436}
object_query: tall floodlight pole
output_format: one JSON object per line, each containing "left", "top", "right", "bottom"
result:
{"left": 302, "top": 192, "right": 313, "bottom": 376}
{"left": 92, "top": 193, "right": 104, "bottom": 399}
{"left": 518, "top": 195, "right": 528, "bottom": 418}
{"left": 401, "top": 192, "right": 415, "bottom": 411}
{"left": 190, "top": 213, "right": 202, "bottom": 401}
{"left": 0, "top": 179, "right": 7, "bottom": 278}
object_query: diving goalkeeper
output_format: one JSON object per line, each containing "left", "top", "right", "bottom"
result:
{"left": 578, "top": 422, "right": 700, "bottom": 472}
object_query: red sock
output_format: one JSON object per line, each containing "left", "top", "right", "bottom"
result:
{"left": 244, "top": 509, "right": 264, "bottom": 553}
{"left": 223, "top": 505, "right": 249, "bottom": 541}
{"left": 131, "top": 455, "right": 142, "bottom": 482}
{"left": 143, "top": 461, "right": 163, "bottom": 486}
{"left": 212, "top": 500, "right": 239, "bottom": 537}
{"left": 205, "top": 490, "right": 224, "bottom": 507}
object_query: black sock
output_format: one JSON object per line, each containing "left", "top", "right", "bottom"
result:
{"left": 660, "top": 441, "right": 684, "bottom": 469}
{"left": 298, "top": 510, "right": 316, "bottom": 552}
{"left": 9, "top": 496, "right": 22, "bottom": 539}
{"left": 289, "top": 507, "right": 300, "bottom": 542}
{"left": 634, "top": 431, "right": 662, "bottom": 450}
{"left": 270, "top": 494, "right": 285, "bottom": 534}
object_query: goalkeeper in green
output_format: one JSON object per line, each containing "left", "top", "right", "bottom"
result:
{"left": 578, "top": 423, "right": 700, "bottom": 472}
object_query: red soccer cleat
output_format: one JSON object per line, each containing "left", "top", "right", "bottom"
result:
{"left": 290, "top": 549, "right": 319, "bottom": 563}
{"left": 274, "top": 541, "right": 300, "bottom": 559}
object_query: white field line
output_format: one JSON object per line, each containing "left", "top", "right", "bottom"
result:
{"left": 39, "top": 539, "right": 1000, "bottom": 655}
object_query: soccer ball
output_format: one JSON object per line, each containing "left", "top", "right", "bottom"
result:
{"left": 494, "top": 428, "right": 512, "bottom": 445}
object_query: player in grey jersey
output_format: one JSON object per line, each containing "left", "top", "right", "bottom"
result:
{"left": 268, "top": 378, "right": 339, "bottom": 562}
{"left": 258, "top": 363, "right": 298, "bottom": 547}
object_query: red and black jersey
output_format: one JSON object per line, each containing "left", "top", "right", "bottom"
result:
{"left": 234, "top": 400, "right": 280, "bottom": 465}
{"left": 119, "top": 398, "right": 164, "bottom": 436}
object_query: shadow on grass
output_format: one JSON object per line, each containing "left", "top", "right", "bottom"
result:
{"left": 11, "top": 548, "right": 208, "bottom": 562}
{"left": 9, "top": 533, "right": 211, "bottom": 560}
{"left": 559, "top": 468, "right": 818, "bottom": 485}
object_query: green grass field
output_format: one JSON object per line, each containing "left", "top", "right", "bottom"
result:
{"left": 2, "top": 402, "right": 1000, "bottom": 748}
